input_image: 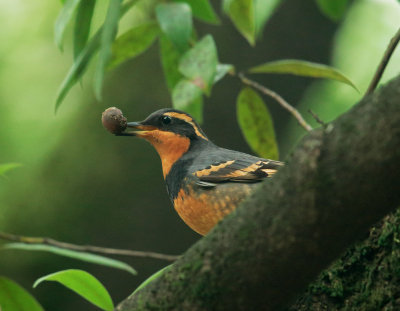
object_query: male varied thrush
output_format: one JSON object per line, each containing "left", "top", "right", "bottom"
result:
{"left": 102, "top": 108, "right": 283, "bottom": 235}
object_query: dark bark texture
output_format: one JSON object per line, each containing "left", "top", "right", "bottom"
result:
{"left": 117, "top": 76, "right": 400, "bottom": 311}
{"left": 289, "top": 209, "right": 400, "bottom": 310}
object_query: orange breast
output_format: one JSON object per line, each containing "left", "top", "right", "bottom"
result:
{"left": 173, "top": 182, "right": 254, "bottom": 235}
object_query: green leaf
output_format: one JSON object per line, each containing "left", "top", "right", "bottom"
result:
{"left": 94, "top": 0, "right": 122, "bottom": 100}
{"left": 160, "top": 35, "right": 184, "bottom": 91}
{"left": 55, "top": 0, "right": 82, "bottom": 50}
{"left": 223, "top": 0, "right": 255, "bottom": 45}
{"left": 0, "top": 163, "right": 21, "bottom": 176}
{"left": 73, "top": 0, "right": 95, "bottom": 59}
{"left": 34, "top": 269, "right": 113, "bottom": 311}
{"left": 174, "top": 0, "right": 219, "bottom": 24}
{"left": 254, "top": 0, "right": 282, "bottom": 37}
{"left": 237, "top": 87, "right": 279, "bottom": 159}
{"left": 0, "top": 276, "right": 44, "bottom": 311}
{"left": 56, "top": 30, "right": 101, "bottom": 112}
{"left": 108, "top": 22, "right": 160, "bottom": 70}
{"left": 4, "top": 243, "right": 137, "bottom": 275}
{"left": 250, "top": 59, "right": 359, "bottom": 91}
{"left": 315, "top": 0, "right": 349, "bottom": 21}
{"left": 55, "top": 0, "right": 138, "bottom": 111}
{"left": 160, "top": 35, "right": 204, "bottom": 121}
{"left": 178, "top": 35, "right": 218, "bottom": 94}
{"left": 172, "top": 79, "right": 203, "bottom": 122}
{"left": 223, "top": 0, "right": 282, "bottom": 43}
{"left": 214, "top": 64, "right": 234, "bottom": 83}
{"left": 156, "top": 3, "right": 192, "bottom": 51}
{"left": 132, "top": 265, "right": 172, "bottom": 296}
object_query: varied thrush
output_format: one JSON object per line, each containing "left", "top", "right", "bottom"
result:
{"left": 103, "top": 108, "right": 283, "bottom": 235}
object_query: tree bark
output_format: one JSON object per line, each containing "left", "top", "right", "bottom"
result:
{"left": 117, "top": 76, "right": 400, "bottom": 311}
{"left": 289, "top": 210, "right": 400, "bottom": 310}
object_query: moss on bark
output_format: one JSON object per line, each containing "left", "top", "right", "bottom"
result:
{"left": 290, "top": 208, "right": 400, "bottom": 311}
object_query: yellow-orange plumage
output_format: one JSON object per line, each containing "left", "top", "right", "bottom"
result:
{"left": 173, "top": 183, "right": 253, "bottom": 235}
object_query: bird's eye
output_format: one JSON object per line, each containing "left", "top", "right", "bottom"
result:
{"left": 161, "top": 115, "right": 172, "bottom": 125}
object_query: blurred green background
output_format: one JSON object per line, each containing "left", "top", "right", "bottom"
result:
{"left": 0, "top": 0, "right": 399, "bottom": 310}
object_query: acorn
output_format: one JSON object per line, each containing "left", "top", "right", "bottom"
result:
{"left": 101, "top": 107, "right": 127, "bottom": 134}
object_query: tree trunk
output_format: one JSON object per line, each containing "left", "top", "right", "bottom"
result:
{"left": 117, "top": 75, "right": 400, "bottom": 311}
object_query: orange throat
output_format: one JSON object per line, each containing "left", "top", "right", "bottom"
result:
{"left": 138, "top": 130, "right": 190, "bottom": 178}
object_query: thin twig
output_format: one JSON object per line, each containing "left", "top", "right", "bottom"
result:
{"left": 0, "top": 232, "right": 180, "bottom": 262}
{"left": 308, "top": 109, "right": 327, "bottom": 128}
{"left": 365, "top": 27, "right": 400, "bottom": 97}
{"left": 237, "top": 73, "right": 312, "bottom": 132}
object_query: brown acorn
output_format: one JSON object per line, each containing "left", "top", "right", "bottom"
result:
{"left": 101, "top": 107, "right": 127, "bottom": 134}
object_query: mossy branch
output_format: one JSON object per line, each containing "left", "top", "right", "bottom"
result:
{"left": 117, "top": 75, "right": 400, "bottom": 311}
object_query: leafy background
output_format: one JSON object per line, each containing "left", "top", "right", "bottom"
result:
{"left": 0, "top": 0, "right": 399, "bottom": 310}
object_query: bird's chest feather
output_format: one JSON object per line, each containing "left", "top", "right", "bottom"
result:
{"left": 172, "top": 179, "right": 254, "bottom": 235}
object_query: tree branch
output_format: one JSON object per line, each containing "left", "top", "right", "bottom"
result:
{"left": 238, "top": 73, "right": 313, "bottom": 132}
{"left": 364, "top": 27, "right": 400, "bottom": 96}
{"left": 117, "top": 75, "right": 400, "bottom": 310}
{"left": 0, "top": 232, "right": 180, "bottom": 262}
{"left": 308, "top": 109, "right": 327, "bottom": 128}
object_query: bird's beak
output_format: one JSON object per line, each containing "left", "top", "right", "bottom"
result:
{"left": 121, "top": 122, "right": 157, "bottom": 137}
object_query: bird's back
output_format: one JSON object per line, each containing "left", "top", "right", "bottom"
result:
{"left": 166, "top": 141, "right": 283, "bottom": 235}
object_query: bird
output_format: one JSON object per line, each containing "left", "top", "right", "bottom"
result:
{"left": 119, "top": 108, "right": 283, "bottom": 236}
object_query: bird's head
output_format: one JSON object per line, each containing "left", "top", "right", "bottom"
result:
{"left": 125, "top": 108, "right": 208, "bottom": 142}
{"left": 124, "top": 108, "right": 208, "bottom": 177}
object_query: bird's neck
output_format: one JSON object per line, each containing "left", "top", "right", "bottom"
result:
{"left": 137, "top": 129, "right": 192, "bottom": 178}
{"left": 153, "top": 135, "right": 191, "bottom": 178}
{"left": 164, "top": 139, "right": 214, "bottom": 200}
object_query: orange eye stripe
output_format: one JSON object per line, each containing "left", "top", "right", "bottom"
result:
{"left": 164, "top": 112, "right": 208, "bottom": 140}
